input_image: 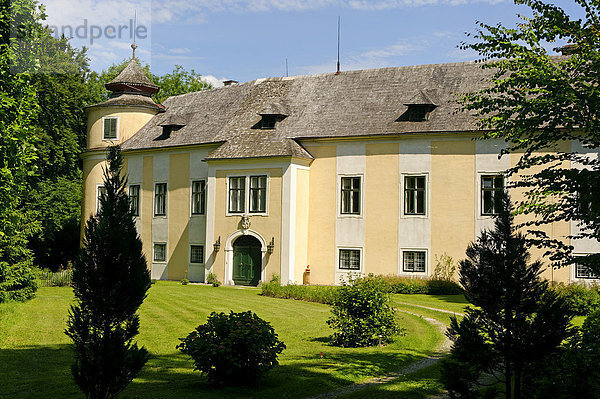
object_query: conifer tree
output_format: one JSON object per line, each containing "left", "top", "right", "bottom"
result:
{"left": 441, "top": 194, "right": 573, "bottom": 399}
{"left": 66, "top": 146, "right": 151, "bottom": 399}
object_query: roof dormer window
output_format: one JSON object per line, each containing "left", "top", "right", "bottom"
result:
{"left": 159, "top": 125, "right": 182, "bottom": 139}
{"left": 259, "top": 115, "right": 280, "bottom": 130}
{"left": 398, "top": 104, "right": 436, "bottom": 122}
{"left": 254, "top": 102, "right": 289, "bottom": 130}
{"left": 397, "top": 90, "right": 438, "bottom": 122}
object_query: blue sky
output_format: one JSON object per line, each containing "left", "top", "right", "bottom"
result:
{"left": 41, "top": 0, "right": 582, "bottom": 86}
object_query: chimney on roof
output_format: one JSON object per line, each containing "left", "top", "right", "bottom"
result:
{"left": 223, "top": 80, "right": 238, "bottom": 86}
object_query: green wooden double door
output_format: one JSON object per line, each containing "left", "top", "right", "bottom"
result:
{"left": 232, "top": 235, "right": 262, "bottom": 286}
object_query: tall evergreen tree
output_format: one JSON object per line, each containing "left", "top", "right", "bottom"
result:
{"left": 441, "top": 194, "right": 574, "bottom": 399}
{"left": 66, "top": 146, "right": 151, "bottom": 399}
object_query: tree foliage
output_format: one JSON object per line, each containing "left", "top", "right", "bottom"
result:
{"left": 66, "top": 146, "right": 150, "bottom": 399}
{"left": 459, "top": 0, "right": 600, "bottom": 273}
{"left": 87, "top": 59, "right": 212, "bottom": 105}
{"left": 0, "top": 0, "right": 45, "bottom": 302}
{"left": 528, "top": 310, "right": 600, "bottom": 399}
{"left": 441, "top": 195, "right": 573, "bottom": 399}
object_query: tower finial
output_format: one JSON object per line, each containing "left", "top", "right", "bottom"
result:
{"left": 131, "top": 10, "right": 137, "bottom": 59}
{"left": 336, "top": 16, "right": 341, "bottom": 75}
{"left": 131, "top": 43, "right": 138, "bottom": 60}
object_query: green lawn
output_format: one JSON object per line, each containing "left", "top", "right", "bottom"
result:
{"left": 0, "top": 283, "right": 444, "bottom": 399}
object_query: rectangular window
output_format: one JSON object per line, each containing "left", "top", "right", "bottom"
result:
{"left": 129, "top": 185, "right": 140, "bottom": 216}
{"left": 154, "top": 183, "right": 167, "bottom": 216}
{"left": 403, "top": 251, "right": 426, "bottom": 273}
{"left": 190, "top": 245, "right": 204, "bottom": 264}
{"left": 404, "top": 176, "right": 426, "bottom": 215}
{"left": 229, "top": 177, "right": 245, "bottom": 213}
{"left": 103, "top": 117, "right": 118, "bottom": 140}
{"left": 154, "top": 243, "right": 166, "bottom": 262}
{"left": 249, "top": 175, "right": 267, "bottom": 213}
{"left": 575, "top": 258, "right": 598, "bottom": 279}
{"left": 481, "top": 175, "right": 504, "bottom": 216}
{"left": 341, "top": 177, "right": 361, "bottom": 215}
{"left": 339, "top": 249, "right": 361, "bottom": 270}
{"left": 97, "top": 186, "right": 106, "bottom": 212}
{"left": 191, "top": 180, "right": 206, "bottom": 215}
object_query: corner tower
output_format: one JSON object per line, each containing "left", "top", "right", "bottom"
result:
{"left": 81, "top": 49, "right": 161, "bottom": 230}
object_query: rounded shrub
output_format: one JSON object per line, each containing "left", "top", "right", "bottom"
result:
{"left": 553, "top": 283, "right": 600, "bottom": 316}
{"left": 177, "top": 311, "right": 286, "bottom": 386}
{"left": 327, "top": 275, "right": 402, "bottom": 347}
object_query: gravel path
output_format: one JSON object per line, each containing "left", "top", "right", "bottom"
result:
{"left": 306, "top": 308, "right": 453, "bottom": 399}
{"left": 395, "top": 302, "right": 465, "bottom": 316}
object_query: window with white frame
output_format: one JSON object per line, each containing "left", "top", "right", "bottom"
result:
{"left": 190, "top": 245, "right": 204, "bottom": 264}
{"left": 154, "top": 243, "right": 166, "bottom": 262}
{"left": 575, "top": 256, "right": 598, "bottom": 279}
{"left": 339, "top": 249, "right": 361, "bottom": 270}
{"left": 228, "top": 175, "right": 268, "bottom": 214}
{"left": 154, "top": 183, "right": 167, "bottom": 216}
{"left": 340, "top": 176, "right": 361, "bottom": 215}
{"left": 404, "top": 175, "right": 426, "bottom": 215}
{"left": 249, "top": 175, "right": 267, "bottom": 213}
{"left": 97, "top": 186, "right": 106, "bottom": 212}
{"left": 403, "top": 251, "right": 426, "bottom": 273}
{"left": 229, "top": 177, "right": 245, "bottom": 213}
{"left": 481, "top": 175, "right": 504, "bottom": 216}
{"left": 191, "top": 180, "right": 206, "bottom": 215}
{"left": 129, "top": 185, "right": 140, "bottom": 216}
{"left": 103, "top": 117, "right": 118, "bottom": 140}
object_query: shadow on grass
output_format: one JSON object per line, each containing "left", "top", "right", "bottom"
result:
{"left": 426, "top": 294, "right": 469, "bottom": 306}
{"left": 0, "top": 344, "right": 80, "bottom": 399}
{"left": 0, "top": 344, "right": 433, "bottom": 399}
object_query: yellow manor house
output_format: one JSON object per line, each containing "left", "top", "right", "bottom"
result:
{"left": 81, "top": 57, "right": 600, "bottom": 286}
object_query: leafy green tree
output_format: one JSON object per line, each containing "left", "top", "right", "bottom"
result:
{"left": 441, "top": 195, "right": 573, "bottom": 399}
{"left": 87, "top": 60, "right": 212, "bottom": 104}
{"left": 0, "top": 0, "right": 45, "bottom": 302}
{"left": 25, "top": 30, "right": 97, "bottom": 270}
{"left": 527, "top": 310, "right": 600, "bottom": 399}
{"left": 66, "top": 146, "right": 151, "bottom": 399}
{"left": 152, "top": 65, "right": 212, "bottom": 103}
{"left": 459, "top": 0, "right": 600, "bottom": 273}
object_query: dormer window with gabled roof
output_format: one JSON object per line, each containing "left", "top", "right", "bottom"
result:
{"left": 156, "top": 114, "right": 189, "bottom": 140}
{"left": 397, "top": 90, "right": 438, "bottom": 122}
{"left": 253, "top": 102, "right": 289, "bottom": 130}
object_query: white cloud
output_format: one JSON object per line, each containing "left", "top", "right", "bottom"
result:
{"left": 201, "top": 75, "right": 226, "bottom": 87}
{"left": 302, "top": 38, "right": 426, "bottom": 74}
{"left": 169, "top": 48, "right": 192, "bottom": 54}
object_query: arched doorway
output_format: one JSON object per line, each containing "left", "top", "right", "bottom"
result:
{"left": 232, "top": 235, "right": 262, "bottom": 286}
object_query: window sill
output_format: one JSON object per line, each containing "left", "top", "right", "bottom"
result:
{"left": 338, "top": 214, "right": 363, "bottom": 219}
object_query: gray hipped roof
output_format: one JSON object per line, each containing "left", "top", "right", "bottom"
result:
{"left": 121, "top": 60, "right": 494, "bottom": 159}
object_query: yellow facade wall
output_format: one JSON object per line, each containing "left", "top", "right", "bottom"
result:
{"left": 295, "top": 168, "right": 310, "bottom": 283}
{"left": 431, "top": 140, "right": 476, "bottom": 266}
{"left": 304, "top": 145, "right": 337, "bottom": 284}
{"left": 86, "top": 106, "right": 156, "bottom": 150}
{"left": 212, "top": 168, "right": 283, "bottom": 283}
{"left": 365, "top": 143, "right": 399, "bottom": 276}
{"left": 81, "top": 156, "right": 106, "bottom": 238}
{"left": 141, "top": 156, "right": 153, "bottom": 268}
{"left": 510, "top": 145, "right": 572, "bottom": 283}
{"left": 167, "top": 153, "right": 190, "bottom": 280}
